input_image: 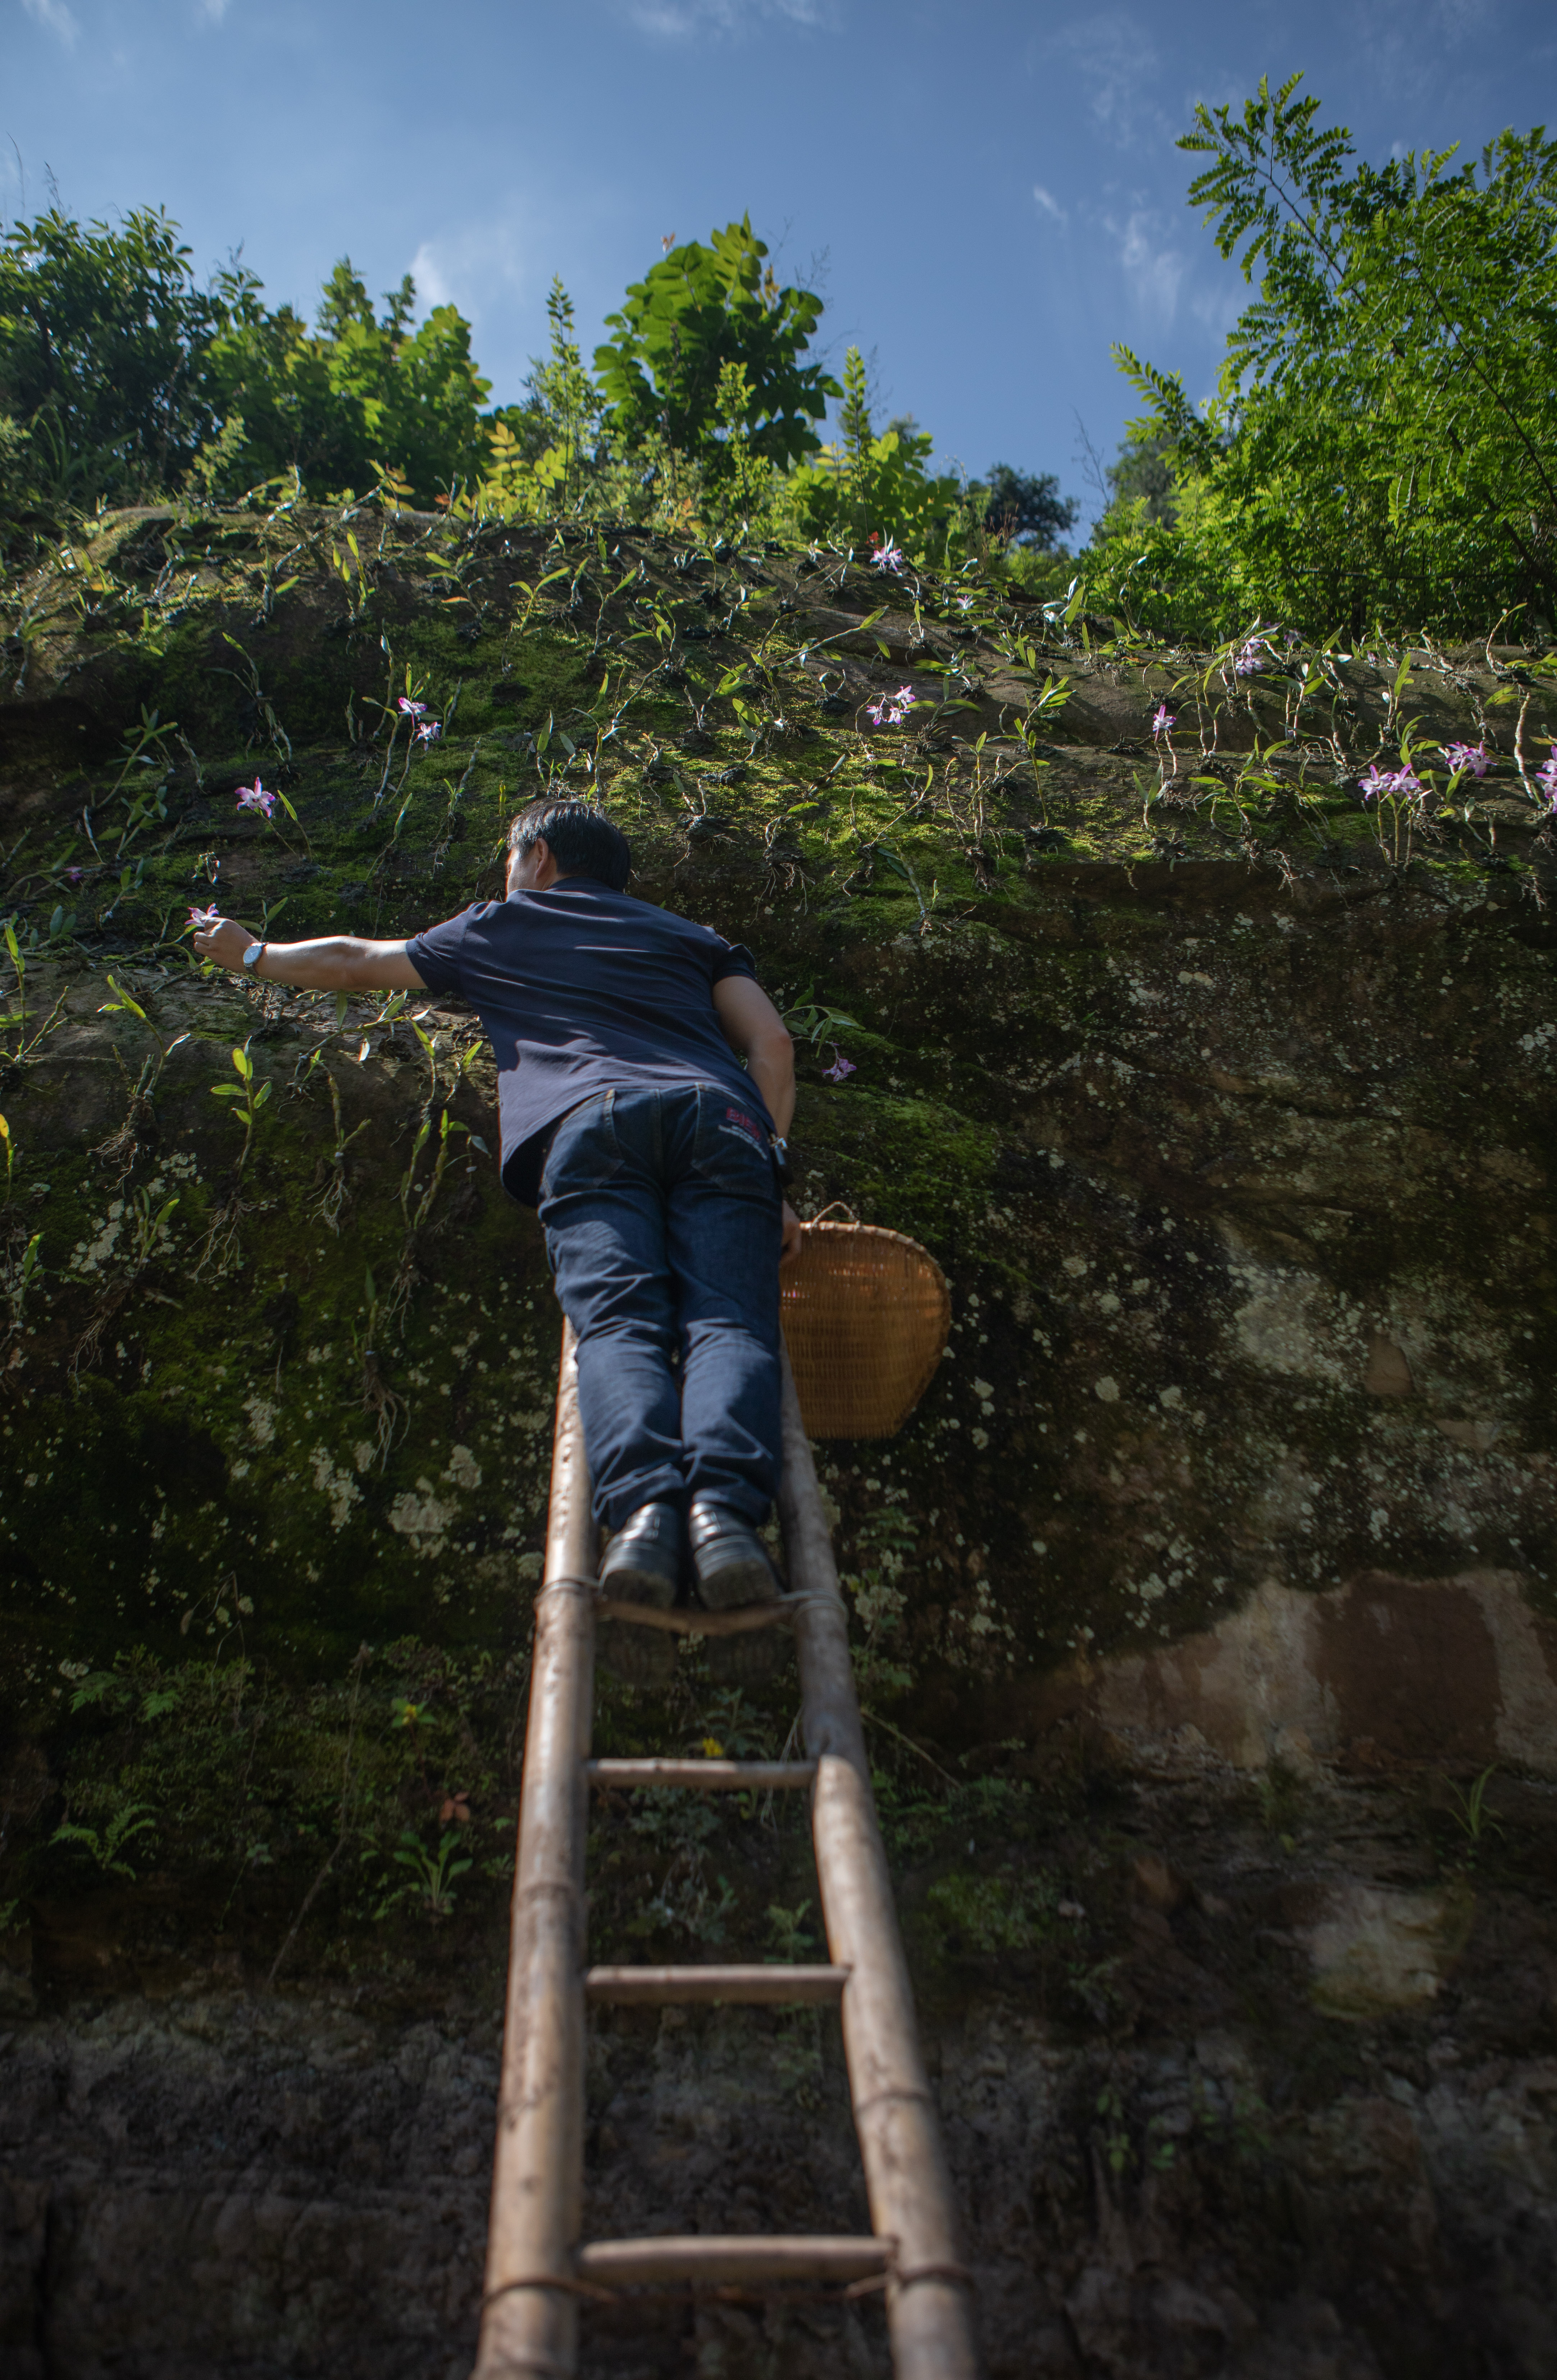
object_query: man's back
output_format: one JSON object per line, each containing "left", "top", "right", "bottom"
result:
{"left": 408, "top": 882, "right": 770, "bottom": 1203}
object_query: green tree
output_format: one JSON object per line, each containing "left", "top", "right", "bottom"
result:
{"left": 509, "top": 278, "right": 606, "bottom": 509}
{"left": 0, "top": 207, "right": 226, "bottom": 506}
{"left": 976, "top": 462, "right": 1078, "bottom": 549}
{"left": 0, "top": 210, "right": 498, "bottom": 517}
{"left": 1105, "top": 430, "right": 1178, "bottom": 526}
{"left": 202, "top": 257, "right": 493, "bottom": 507}
{"left": 785, "top": 346, "right": 962, "bottom": 556}
{"left": 1104, "top": 75, "right": 1557, "bottom": 637}
{"left": 594, "top": 218, "right": 839, "bottom": 468}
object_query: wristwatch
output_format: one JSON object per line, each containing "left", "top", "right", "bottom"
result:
{"left": 241, "top": 941, "right": 267, "bottom": 974}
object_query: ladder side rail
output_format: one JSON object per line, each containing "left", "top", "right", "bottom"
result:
{"left": 474, "top": 1325, "right": 595, "bottom": 2380}
{"left": 777, "top": 1349, "right": 982, "bottom": 2380}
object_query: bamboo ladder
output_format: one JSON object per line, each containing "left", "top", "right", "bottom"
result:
{"left": 472, "top": 1322, "right": 980, "bottom": 2380}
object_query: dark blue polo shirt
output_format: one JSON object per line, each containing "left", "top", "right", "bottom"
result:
{"left": 406, "top": 880, "right": 769, "bottom": 1205}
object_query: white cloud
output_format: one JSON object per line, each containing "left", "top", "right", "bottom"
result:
{"left": 410, "top": 241, "right": 455, "bottom": 312}
{"left": 1032, "top": 184, "right": 1068, "bottom": 224}
{"left": 1115, "top": 207, "right": 1183, "bottom": 324}
{"left": 22, "top": 0, "right": 79, "bottom": 45}
{"left": 408, "top": 219, "right": 535, "bottom": 325}
{"left": 1041, "top": 10, "right": 1171, "bottom": 152}
{"left": 196, "top": 0, "right": 232, "bottom": 21}
{"left": 625, "top": 0, "right": 832, "bottom": 36}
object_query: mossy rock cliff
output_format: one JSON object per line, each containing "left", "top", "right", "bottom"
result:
{"left": 2, "top": 503, "right": 1556, "bottom": 2378}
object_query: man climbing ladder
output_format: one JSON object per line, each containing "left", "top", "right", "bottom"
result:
{"left": 200, "top": 800, "right": 981, "bottom": 2375}
{"left": 193, "top": 797, "right": 801, "bottom": 1677}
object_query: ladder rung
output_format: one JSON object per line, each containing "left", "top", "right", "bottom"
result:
{"left": 587, "top": 1758, "right": 816, "bottom": 1791}
{"left": 585, "top": 1963, "right": 847, "bottom": 2005}
{"left": 596, "top": 1596, "right": 791, "bottom": 1637}
{"left": 576, "top": 2235, "right": 893, "bottom": 2288}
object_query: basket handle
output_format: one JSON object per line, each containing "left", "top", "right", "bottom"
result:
{"left": 805, "top": 1200, "right": 861, "bottom": 1227}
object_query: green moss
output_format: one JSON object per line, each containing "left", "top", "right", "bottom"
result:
{"left": 795, "top": 1085, "right": 998, "bottom": 1250}
{"left": 3, "top": 498, "right": 1554, "bottom": 1958}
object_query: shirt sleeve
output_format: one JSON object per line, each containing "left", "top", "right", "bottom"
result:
{"left": 709, "top": 936, "right": 759, "bottom": 985}
{"left": 406, "top": 906, "right": 478, "bottom": 998}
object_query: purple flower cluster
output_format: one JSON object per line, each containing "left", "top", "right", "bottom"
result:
{"left": 1234, "top": 638, "right": 1272, "bottom": 677}
{"left": 870, "top": 535, "right": 906, "bottom": 575}
{"left": 1151, "top": 704, "right": 1176, "bottom": 739}
{"left": 399, "top": 695, "right": 441, "bottom": 745}
{"left": 1442, "top": 741, "right": 1490, "bottom": 779}
{"left": 866, "top": 684, "right": 918, "bottom": 728}
{"left": 822, "top": 1045, "right": 857, "bottom": 1082}
{"left": 1358, "top": 763, "right": 1424, "bottom": 803}
{"left": 236, "top": 779, "right": 276, "bottom": 818}
{"left": 187, "top": 903, "right": 220, "bottom": 929}
{"left": 1538, "top": 753, "right": 1557, "bottom": 809}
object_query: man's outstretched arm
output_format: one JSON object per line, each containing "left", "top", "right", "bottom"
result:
{"left": 192, "top": 915, "right": 427, "bottom": 991}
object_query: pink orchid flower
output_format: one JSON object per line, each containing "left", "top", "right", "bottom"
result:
{"left": 235, "top": 780, "right": 276, "bottom": 817}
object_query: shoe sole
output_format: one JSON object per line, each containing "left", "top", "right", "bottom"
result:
{"left": 599, "top": 1557, "right": 677, "bottom": 1611}
{"left": 597, "top": 1547, "right": 678, "bottom": 1690}
{"left": 695, "top": 1541, "right": 784, "bottom": 1688}
{"left": 692, "top": 1547, "right": 780, "bottom": 1612}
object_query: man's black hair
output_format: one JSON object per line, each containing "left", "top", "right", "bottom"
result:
{"left": 507, "top": 799, "right": 631, "bottom": 892}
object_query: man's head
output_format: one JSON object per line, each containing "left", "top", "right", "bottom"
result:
{"left": 506, "top": 799, "right": 632, "bottom": 896}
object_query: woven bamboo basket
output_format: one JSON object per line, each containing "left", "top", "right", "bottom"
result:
{"left": 780, "top": 1216, "right": 951, "bottom": 1440}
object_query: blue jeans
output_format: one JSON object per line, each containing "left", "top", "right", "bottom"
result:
{"left": 537, "top": 1084, "right": 783, "bottom": 1532}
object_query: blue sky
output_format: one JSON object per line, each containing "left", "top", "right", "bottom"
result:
{"left": 6, "top": 0, "right": 1554, "bottom": 527}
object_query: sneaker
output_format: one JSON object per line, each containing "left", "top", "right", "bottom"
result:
{"left": 597, "top": 1502, "right": 680, "bottom": 1689}
{"left": 687, "top": 1498, "right": 785, "bottom": 1687}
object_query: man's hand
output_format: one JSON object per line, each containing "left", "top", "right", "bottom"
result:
{"left": 192, "top": 914, "right": 255, "bottom": 973}
{"left": 781, "top": 1201, "right": 801, "bottom": 1264}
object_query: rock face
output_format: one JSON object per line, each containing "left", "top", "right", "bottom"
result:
{"left": 5, "top": 1746, "right": 1557, "bottom": 2380}
{"left": 1, "top": 510, "right": 1555, "bottom": 2375}
{"left": 1091, "top": 1567, "right": 1557, "bottom": 1774}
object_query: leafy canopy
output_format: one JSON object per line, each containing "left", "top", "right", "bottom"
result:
{"left": 203, "top": 257, "right": 493, "bottom": 506}
{"left": 787, "top": 346, "right": 964, "bottom": 551}
{"left": 594, "top": 218, "right": 840, "bottom": 468}
{"left": 978, "top": 463, "right": 1078, "bottom": 551}
{"left": 0, "top": 208, "right": 226, "bottom": 505}
{"left": 0, "top": 217, "right": 494, "bottom": 511}
{"left": 0, "top": 201, "right": 1076, "bottom": 577}
{"left": 1098, "top": 74, "right": 1557, "bottom": 638}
